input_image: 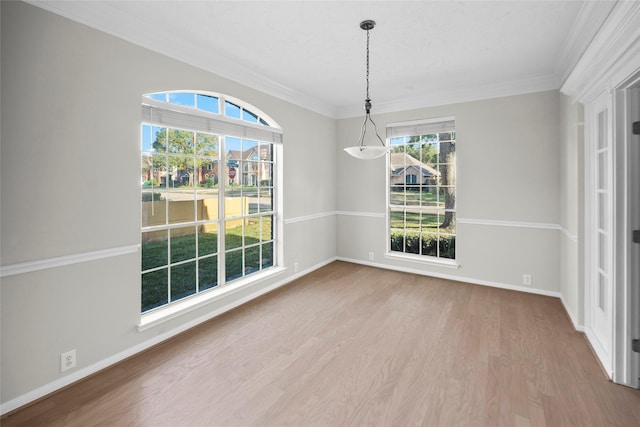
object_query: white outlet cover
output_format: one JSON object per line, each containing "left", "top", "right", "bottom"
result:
{"left": 61, "top": 349, "right": 76, "bottom": 372}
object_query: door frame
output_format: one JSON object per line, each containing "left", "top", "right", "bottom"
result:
{"left": 583, "top": 71, "right": 640, "bottom": 387}
{"left": 613, "top": 77, "right": 640, "bottom": 387}
{"left": 584, "top": 91, "right": 615, "bottom": 378}
{"left": 560, "top": 1, "right": 640, "bottom": 388}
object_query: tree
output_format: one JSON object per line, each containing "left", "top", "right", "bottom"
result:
{"left": 152, "top": 129, "right": 218, "bottom": 187}
{"left": 397, "top": 135, "right": 438, "bottom": 164}
{"left": 438, "top": 132, "right": 456, "bottom": 229}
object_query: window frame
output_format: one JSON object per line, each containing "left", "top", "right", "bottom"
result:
{"left": 139, "top": 91, "right": 284, "bottom": 326}
{"left": 385, "top": 116, "right": 458, "bottom": 267}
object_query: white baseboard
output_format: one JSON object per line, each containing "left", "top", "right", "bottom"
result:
{"left": 0, "top": 257, "right": 337, "bottom": 416}
{"left": 584, "top": 327, "right": 614, "bottom": 379}
{"left": 337, "top": 256, "right": 562, "bottom": 298}
{"left": 1, "top": 256, "right": 576, "bottom": 415}
{"left": 560, "top": 294, "right": 585, "bottom": 332}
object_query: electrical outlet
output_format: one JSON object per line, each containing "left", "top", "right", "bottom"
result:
{"left": 61, "top": 349, "right": 76, "bottom": 372}
{"left": 294, "top": 262, "right": 299, "bottom": 273}
{"left": 522, "top": 274, "right": 532, "bottom": 286}
{"left": 369, "top": 252, "right": 374, "bottom": 261}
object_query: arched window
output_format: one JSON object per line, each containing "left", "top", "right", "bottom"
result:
{"left": 141, "top": 91, "right": 282, "bottom": 314}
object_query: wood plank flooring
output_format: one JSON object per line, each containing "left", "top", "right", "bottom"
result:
{"left": 3, "top": 261, "right": 640, "bottom": 426}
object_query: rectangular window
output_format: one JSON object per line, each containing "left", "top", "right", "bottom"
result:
{"left": 141, "top": 125, "right": 221, "bottom": 312}
{"left": 222, "top": 136, "right": 274, "bottom": 283}
{"left": 387, "top": 117, "right": 456, "bottom": 261}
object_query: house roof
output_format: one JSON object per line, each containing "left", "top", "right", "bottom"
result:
{"left": 389, "top": 153, "right": 440, "bottom": 178}
{"left": 227, "top": 148, "right": 258, "bottom": 161}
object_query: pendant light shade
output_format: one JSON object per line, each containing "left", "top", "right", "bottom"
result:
{"left": 344, "top": 20, "right": 390, "bottom": 160}
{"left": 344, "top": 145, "right": 388, "bottom": 159}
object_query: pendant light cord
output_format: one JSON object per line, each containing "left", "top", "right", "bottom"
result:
{"left": 365, "top": 28, "right": 371, "bottom": 105}
{"left": 355, "top": 20, "right": 385, "bottom": 151}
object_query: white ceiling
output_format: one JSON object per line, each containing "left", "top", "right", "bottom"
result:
{"left": 28, "top": 1, "right": 614, "bottom": 118}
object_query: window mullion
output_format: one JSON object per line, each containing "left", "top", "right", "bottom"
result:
{"left": 192, "top": 136, "right": 199, "bottom": 292}
{"left": 165, "top": 128, "right": 171, "bottom": 304}
{"left": 218, "top": 135, "right": 226, "bottom": 287}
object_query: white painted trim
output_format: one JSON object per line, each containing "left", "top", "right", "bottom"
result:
{"left": 457, "top": 218, "right": 560, "bottom": 231}
{"left": 336, "top": 73, "right": 560, "bottom": 119}
{"left": 0, "top": 254, "right": 573, "bottom": 415}
{"left": 384, "top": 252, "right": 460, "bottom": 270}
{"left": 336, "top": 213, "right": 569, "bottom": 236}
{"left": 585, "top": 327, "right": 614, "bottom": 379}
{"left": 560, "top": 294, "right": 585, "bottom": 332}
{"left": 284, "top": 211, "right": 336, "bottom": 225}
{"left": 337, "top": 257, "right": 562, "bottom": 299}
{"left": 26, "top": 1, "right": 338, "bottom": 119}
{"left": 284, "top": 211, "right": 386, "bottom": 225}
{"left": 560, "top": 226, "right": 579, "bottom": 243}
{"left": 583, "top": 90, "right": 616, "bottom": 380}
{"left": 336, "top": 213, "right": 568, "bottom": 236}
{"left": 0, "top": 245, "right": 139, "bottom": 278}
{"left": 336, "top": 210, "right": 385, "bottom": 219}
{"left": 0, "top": 257, "right": 337, "bottom": 416}
{"left": 561, "top": 1, "right": 640, "bottom": 102}
{"left": 139, "top": 267, "right": 288, "bottom": 331}
{"left": 612, "top": 77, "right": 640, "bottom": 388}
{"left": 0, "top": 217, "right": 570, "bottom": 278}
{"left": 27, "top": 2, "right": 581, "bottom": 120}
{"left": 560, "top": 2, "right": 640, "bottom": 387}
{"left": 555, "top": 1, "right": 616, "bottom": 86}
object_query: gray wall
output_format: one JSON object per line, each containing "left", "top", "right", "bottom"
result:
{"left": 559, "top": 93, "right": 584, "bottom": 327}
{"left": 337, "top": 91, "right": 562, "bottom": 295}
{"left": 1, "top": 1, "right": 336, "bottom": 406}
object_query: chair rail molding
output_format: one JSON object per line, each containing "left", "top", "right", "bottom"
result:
{"left": 0, "top": 245, "right": 140, "bottom": 278}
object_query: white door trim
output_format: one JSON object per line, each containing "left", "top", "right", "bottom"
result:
{"left": 584, "top": 91, "right": 615, "bottom": 378}
{"left": 613, "top": 78, "right": 640, "bottom": 387}
{"left": 561, "top": 1, "right": 640, "bottom": 388}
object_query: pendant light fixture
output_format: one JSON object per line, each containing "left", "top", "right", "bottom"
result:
{"left": 344, "top": 19, "right": 390, "bottom": 160}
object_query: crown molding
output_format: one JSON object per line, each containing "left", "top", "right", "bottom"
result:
{"left": 29, "top": 0, "right": 613, "bottom": 120}
{"left": 335, "top": 73, "right": 560, "bottom": 119}
{"left": 25, "top": 1, "right": 339, "bottom": 119}
{"left": 187, "top": 52, "right": 338, "bottom": 119}
{"left": 555, "top": 1, "right": 615, "bottom": 87}
{"left": 561, "top": 1, "right": 640, "bottom": 102}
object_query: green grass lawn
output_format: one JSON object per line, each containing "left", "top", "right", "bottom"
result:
{"left": 389, "top": 189, "right": 442, "bottom": 207}
{"left": 141, "top": 217, "right": 273, "bottom": 312}
{"left": 390, "top": 210, "right": 440, "bottom": 231}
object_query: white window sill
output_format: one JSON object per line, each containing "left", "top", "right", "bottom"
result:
{"left": 384, "top": 252, "right": 460, "bottom": 269}
{"left": 138, "top": 266, "right": 286, "bottom": 332}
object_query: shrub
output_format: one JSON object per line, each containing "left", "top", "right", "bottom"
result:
{"left": 405, "top": 232, "right": 421, "bottom": 254}
{"left": 438, "top": 235, "right": 456, "bottom": 259}
{"left": 141, "top": 192, "right": 164, "bottom": 202}
{"left": 390, "top": 233, "right": 404, "bottom": 251}
{"left": 389, "top": 232, "right": 455, "bottom": 258}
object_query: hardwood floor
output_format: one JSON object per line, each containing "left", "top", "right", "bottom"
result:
{"left": 3, "top": 261, "right": 640, "bottom": 426}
